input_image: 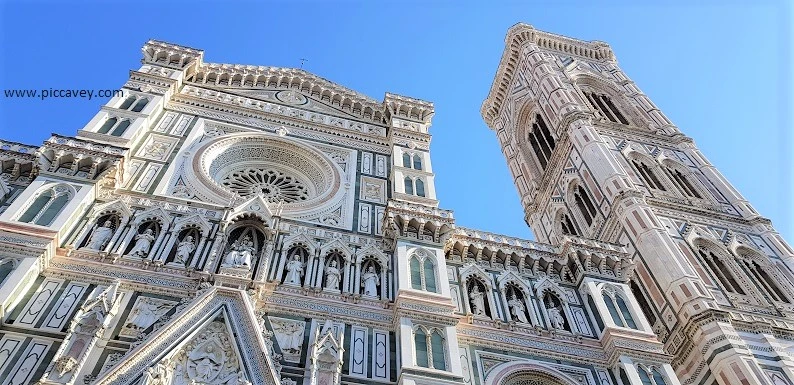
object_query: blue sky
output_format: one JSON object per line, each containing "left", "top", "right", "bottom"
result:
{"left": 1, "top": 1, "right": 791, "bottom": 243}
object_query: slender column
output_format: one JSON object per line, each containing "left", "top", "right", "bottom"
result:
{"left": 103, "top": 217, "right": 129, "bottom": 253}
{"left": 191, "top": 235, "right": 207, "bottom": 269}
{"left": 148, "top": 228, "right": 169, "bottom": 262}
{"left": 113, "top": 224, "right": 136, "bottom": 255}
{"left": 314, "top": 255, "right": 326, "bottom": 289}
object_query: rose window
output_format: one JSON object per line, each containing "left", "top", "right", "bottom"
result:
{"left": 186, "top": 133, "right": 342, "bottom": 209}
{"left": 220, "top": 167, "right": 310, "bottom": 203}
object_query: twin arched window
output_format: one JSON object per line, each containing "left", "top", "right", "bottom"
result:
{"left": 573, "top": 186, "right": 598, "bottom": 227}
{"left": 740, "top": 256, "right": 790, "bottom": 303}
{"left": 526, "top": 114, "right": 556, "bottom": 171}
{"left": 414, "top": 326, "right": 446, "bottom": 371}
{"left": 632, "top": 160, "right": 666, "bottom": 191}
{"left": 402, "top": 153, "right": 423, "bottom": 170}
{"left": 404, "top": 177, "right": 426, "bottom": 197}
{"left": 97, "top": 117, "right": 132, "bottom": 137}
{"left": 584, "top": 92, "right": 629, "bottom": 125}
{"left": 18, "top": 185, "right": 72, "bottom": 226}
{"left": 410, "top": 253, "right": 437, "bottom": 293}
{"left": 118, "top": 96, "right": 149, "bottom": 112}
{"left": 560, "top": 213, "right": 577, "bottom": 236}
{"left": 637, "top": 366, "right": 668, "bottom": 385}
{"left": 602, "top": 289, "right": 638, "bottom": 329}
{"left": 697, "top": 249, "right": 745, "bottom": 295}
{"left": 665, "top": 167, "right": 702, "bottom": 199}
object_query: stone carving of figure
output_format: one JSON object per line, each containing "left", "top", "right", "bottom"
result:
{"left": 222, "top": 235, "right": 255, "bottom": 269}
{"left": 469, "top": 286, "right": 486, "bottom": 316}
{"left": 175, "top": 236, "right": 196, "bottom": 264}
{"left": 188, "top": 343, "right": 223, "bottom": 381}
{"left": 140, "top": 359, "right": 172, "bottom": 385}
{"left": 547, "top": 305, "right": 566, "bottom": 330}
{"left": 361, "top": 266, "right": 380, "bottom": 297}
{"left": 127, "top": 298, "right": 169, "bottom": 330}
{"left": 129, "top": 228, "right": 156, "bottom": 258}
{"left": 272, "top": 321, "right": 304, "bottom": 354}
{"left": 284, "top": 255, "right": 304, "bottom": 285}
{"left": 85, "top": 220, "right": 114, "bottom": 250}
{"left": 324, "top": 260, "right": 341, "bottom": 290}
{"left": 507, "top": 295, "right": 528, "bottom": 323}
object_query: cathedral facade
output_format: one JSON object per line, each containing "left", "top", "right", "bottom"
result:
{"left": 0, "top": 23, "right": 791, "bottom": 385}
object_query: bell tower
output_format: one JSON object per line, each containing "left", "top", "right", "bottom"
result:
{"left": 482, "top": 23, "right": 794, "bottom": 385}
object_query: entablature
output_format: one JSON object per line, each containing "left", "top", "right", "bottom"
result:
{"left": 382, "top": 199, "right": 455, "bottom": 245}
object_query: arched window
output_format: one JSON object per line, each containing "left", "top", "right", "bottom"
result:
{"left": 638, "top": 366, "right": 668, "bottom": 385}
{"left": 665, "top": 167, "right": 702, "bottom": 199}
{"left": 110, "top": 119, "right": 131, "bottom": 137}
{"left": 697, "top": 249, "right": 745, "bottom": 295}
{"left": 560, "top": 213, "right": 577, "bottom": 236}
{"left": 526, "top": 114, "right": 556, "bottom": 171}
{"left": 414, "top": 326, "right": 446, "bottom": 370}
{"left": 632, "top": 160, "right": 666, "bottom": 191}
{"left": 413, "top": 154, "right": 423, "bottom": 170}
{"left": 0, "top": 259, "right": 16, "bottom": 285}
{"left": 584, "top": 92, "right": 628, "bottom": 125}
{"left": 404, "top": 177, "right": 414, "bottom": 195}
{"left": 430, "top": 330, "right": 446, "bottom": 370}
{"left": 423, "top": 258, "right": 436, "bottom": 292}
{"left": 414, "top": 327, "right": 428, "bottom": 367}
{"left": 741, "top": 258, "right": 790, "bottom": 303}
{"left": 410, "top": 256, "right": 423, "bottom": 290}
{"left": 403, "top": 153, "right": 412, "bottom": 168}
{"left": 602, "top": 289, "right": 638, "bottom": 329}
{"left": 18, "top": 185, "right": 71, "bottom": 226}
{"left": 97, "top": 117, "right": 118, "bottom": 134}
{"left": 574, "top": 185, "right": 597, "bottom": 226}
{"left": 131, "top": 98, "right": 149, "bottom": 113}
{"left": 119, "top": 96, "right": 136, "bottom": 110}
{"left": 409, "top": 251, "right": 437, "bottom": 293}
{"left": 415, "top": 179, "right": 426, "bottom": 197}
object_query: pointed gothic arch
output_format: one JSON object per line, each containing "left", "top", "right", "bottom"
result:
{"left": 484, "top": 361, "right": 580, "bottom": 385}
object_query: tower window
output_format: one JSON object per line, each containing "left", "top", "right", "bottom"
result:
{"left": 698, "top": 249, "right": 745, "bottom": 295}
{"left": 404, "top": 177, "right": 414, "bottom": 195}
{"left": 409, "top": 252, "right": 437, "bottom": 293}
{"left": 585, "top": 92, "right": 629, "bottom": 125}
{"left": 403, "top": 153, "right": 411, "bottom": 168}
{"left": 526, "top": 114, "right": 556, "bottom": 171}
{"left": 413, "top": 326, "right": 446, "bottom": 370}
{"left": 666, "top": 167, "right": 702, "bottom": 199}
{"left": 415, "top": 179, "right": 426, "bottom": 197}
{"left": 561, "top": 213, "right": 577, "bottom": 236}
{"left": 18, "top": 185, "right": 72, "bottom": 226}
{"left": 602, "top": 289, "right": 638, "bottom": 329}
{"left": 97, "top": 116, "right": 132, "bottom": 137}
{"left": 630, "top": 280, "right": 657, "bottom": 326}
{"left": 574, "top": 185, "right": 598, "bottom": 226}
{"left": 742, "top": 258, "right": 790, "bottom": 303}
{"left": 632, "top": 160, "right": 666, "bottom": 191}
{"left": 413, "top": 154, "right": 423, "bottom": 170}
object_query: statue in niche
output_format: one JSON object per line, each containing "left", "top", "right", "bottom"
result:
{"left": 547, "top": 305, "right": 566, "bottom": 330}
{"left": 140, "top": 358, "right": 172, "bottom": 385}
{"left": 469, "top": 285, "right": 486, "bottom": 315}
{"left": 507, "top": 295, "right": 529, "bottom": 323}
{"left": 174, "top": 236, "right": 196, "bottom": 265}
{"left": 221, "top": 235, "right": 255, "bottom": 269}
{"left": 324, "top": 260, "right": 341, "bottom": 290}
{"left": 85, "top": 220, "right": 114, "bottom": 250}
{"left": 126, "top": 298, "right": 171, "bottom": 330}
{"left": 129, "top": 228, "right": 156, "bottom": 258}
{"left": 361, "top": 265, "right": 380, "bottom": 297}
{"left": 284, "top": 255, "right": 304, "bottom": 285}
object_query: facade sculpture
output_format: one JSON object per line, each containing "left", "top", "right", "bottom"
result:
{"left": 85, "top": 220, "right": 114, "bottom": 251}
{"left": 128, "top": 229, "right": 155, "bottom": 258}
{"left": 0, "top": 25, "right": 791, "bottom": 385}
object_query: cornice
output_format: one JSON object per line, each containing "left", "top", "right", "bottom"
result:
{"left": 482, "top": 23, "right": 615, "bottom": 126}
